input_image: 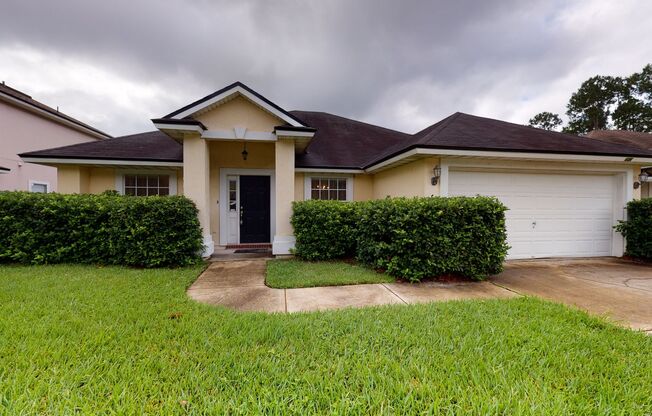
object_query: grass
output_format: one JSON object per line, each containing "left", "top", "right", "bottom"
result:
{"left": 266, "top": 258, "right": 395, "bottom": 288}
{"left": 0, "top": 265, "right": 651, "bottom": 414}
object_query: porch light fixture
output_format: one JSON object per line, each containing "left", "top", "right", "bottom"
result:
{"left": 241, "top": 142, "right": 248, "bottom": 161}
{"left": 431, "top": 165, "right": 441, "bottom": 186}
{"left": 639, "top": 171, "right": 651, "bottom": 183}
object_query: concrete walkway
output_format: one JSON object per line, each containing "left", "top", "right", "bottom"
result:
{"left": 187, "top": 259, "right": 517, "bottom": 313}
{"left": 188, "top": 258, "right": 652, "bottom": 333}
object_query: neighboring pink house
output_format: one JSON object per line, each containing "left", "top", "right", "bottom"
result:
{"left": 0, "top": 82, "right": 110, "bottom": 192}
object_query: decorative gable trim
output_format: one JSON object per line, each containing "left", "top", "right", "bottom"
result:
{"left": 164, "top": 82, "right": 307, "bottom": 127}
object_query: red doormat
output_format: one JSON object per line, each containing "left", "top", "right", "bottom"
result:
{"left": 225, "top": 243, "right": 272, "bottom": 250}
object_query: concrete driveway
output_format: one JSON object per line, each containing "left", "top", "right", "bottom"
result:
{"left": 493, "top": 258, "right": 652, "bottom": 332}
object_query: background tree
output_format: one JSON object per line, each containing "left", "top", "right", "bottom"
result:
{"left": 528, "top": 112, "right": 563, "bottom": 131}
{"left": 563, "top": 75, "right": 623, "bottom": 134}
{"left": 612, "top": 64, "right": 652, "bottom": 132}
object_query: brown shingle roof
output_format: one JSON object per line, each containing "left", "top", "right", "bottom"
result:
{"left": 586, "top": 130, "right": 652, "bottom": 151}
{"left": 291, "top": 111, "right": 412, "bottom": 169}
{"left": 368, "top": 113, "right": 652, "bottom": 168}
{"left": 0, "top": 82, "right": 111, "bottom": 139}
{"left": 20, "top": 131, "right": 181, "bottom": 162}
{"left": 19, "top": 112, "right": 652, "bottom": 168}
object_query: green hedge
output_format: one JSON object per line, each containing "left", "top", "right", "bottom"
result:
{"left": 615, "top": 198, "right": 652, "bottom": 259}
{"left": 290, "top": 200, "right": 360, "bottom": 260}
{"left": 291, "top": 197, "right": 509, "bottom": 281}
{"left": 0, "top": 192, "right": 203, "bottom": 267}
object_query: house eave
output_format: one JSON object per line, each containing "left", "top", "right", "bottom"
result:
{"left": 365, "top": 146, "right": 652, "bottom": 172}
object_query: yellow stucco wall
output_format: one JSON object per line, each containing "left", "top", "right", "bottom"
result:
{"left": 57, "top": 166, "right": 81, "bottom": 194}
{"left": 294, "top": 172, "right": 304, "bottom": 201}
{"left": 88, "top": 168, "right": 115, "bottom": 193}
{"left": 195, "top": 96, "right": 282, "bottom": 132}
{"left": 275, "top": 139, "right": 295, "bottom": 237}
{"left": 353, "top": 174, "right": 374, "bottom": 201}
{"left": 208, "top": 141, "right": 276, "bottom": 243}
{"left": 373, "top": 157, "right": 439, "bottom": 198}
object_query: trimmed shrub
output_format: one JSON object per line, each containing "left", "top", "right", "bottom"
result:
{"left": 356, "top": 197, "right": 509, "bottom": 281}
{"left": 0, "top": 191, "right": 203, "bottom": 267}
{"left": 291, "top": 200, "right": 360, "bottom": 260}
{"left": 291, "top": 196, "right": 509, "bottom": 281}
{"left": 615, "top": 198, "right": 652, "bottom": 259}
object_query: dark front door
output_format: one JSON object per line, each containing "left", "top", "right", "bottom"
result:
{"left": 239, "top": 175, "right": 271, "bottom": 243}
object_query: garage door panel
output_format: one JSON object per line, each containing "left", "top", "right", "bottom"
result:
{"left": 449, "top": 170, "right": 615, "bottom": 259}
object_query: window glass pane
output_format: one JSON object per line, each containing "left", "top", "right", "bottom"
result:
{"left": 125, "top": 187, "right": 136, "bottom": 196}
{"left": 338, "top": 190, "right": 346, "bottom": 200}
{"left": 159, "top": 175, "right": 169, "bottom": 187}
{"left": 124, "top": 175, "right": 135, "bottom": 186}
{"left": 338, "top": 179, "right": 346, "bottom": 190}
{"left": 30, "top": 183, "right": 47, "bottom": 193}
{"left": 137, "top": 187, "right": 147, "bottom": 196}
{"left": 329, "top": 179, "right": 337, "bottom": 190}
{"left": 311, "top": 190, "right": 319, "bottom": 199}
{"left": 158, "top": 188, "right": 169, "bottom": 196}
{"left": 136, "top": 176, "right": 147, "bottom": 187}
{"left": 147, "top": 176, "right": 158, "bottom": 187}
{"left": 229, "top": 180, "right": 236, "bottom": 191}
{"left": 311, "top": 179, "right": 320, "bottom": 190}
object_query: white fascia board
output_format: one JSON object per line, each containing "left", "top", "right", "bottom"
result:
{"left": 1, "top": 93, "right": 110, "bottom": 140}
{"left": 202, "top": 129, "right": 276, "bottom": 141}
{"left": 365, "top": 147, "right": 652, "bottom": 172}
{"left": 171, "top": 85, "right": 304, "bottom": 127}
{"left": 153, "top": 123, "right": 204, "bottom": 133}
{"left": 275, "top": 130, "right": 315, "bottom": 138}
{"left": 295, "top": 168, "right": 364, "bottom": 174}
{"left": 21, "top": 157, "right": 183, "bottom": 167}
{"left": 365, "top": 148, "right": 419, "bottom": 172}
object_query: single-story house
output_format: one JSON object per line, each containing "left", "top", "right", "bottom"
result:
{"left": 20, "top": 82, "right": 652, "bottom": 258}
{"left": 1, "top": 82, "right": 110, "bottom": 193}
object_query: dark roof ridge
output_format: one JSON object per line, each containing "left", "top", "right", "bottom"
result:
{"left": 413, "top": 112, "right": 463, "bottom": 144}
{"left": 290, "top": 110, "right": 410, "bottom": 136}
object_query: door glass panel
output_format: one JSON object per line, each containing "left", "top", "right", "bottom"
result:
{"left": 228, "top": 179, "right": 237, "bottom": 212}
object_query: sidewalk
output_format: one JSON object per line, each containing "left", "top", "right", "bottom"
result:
{"left": 187, "top": 259, "right": 517, "bottom": 313}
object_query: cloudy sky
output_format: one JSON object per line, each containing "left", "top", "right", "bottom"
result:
{"left": 1, "top": 0, "right": 651, "bottom": 137}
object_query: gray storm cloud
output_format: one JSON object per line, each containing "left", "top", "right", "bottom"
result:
{"left": 1, "top": 0, "right": 650, "bottom": 136}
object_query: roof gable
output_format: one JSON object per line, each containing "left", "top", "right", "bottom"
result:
{"left": 163, "top": 81, "right": 306, "bottom": 127}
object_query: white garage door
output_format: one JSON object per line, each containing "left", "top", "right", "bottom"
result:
{"left": 449, "top": 170, "right": 616, "bottom": 259}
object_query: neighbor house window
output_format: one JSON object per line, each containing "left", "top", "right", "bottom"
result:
{"left": 29, "top": 181, "right": 49, "bottom": 193}
{"left": 308, "top": 177, "right": 351, "bottom": 201}
{"left": 124, "top": 174, "right": 170, "bottom": 196}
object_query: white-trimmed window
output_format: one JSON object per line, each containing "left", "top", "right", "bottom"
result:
{"left": 29, "top": 180, "right": 49, "bottom": 193}
{"left": 304, "top": 176, "right": 352, "bottom": 201}
{"left": 116, "top": 171, "right": 177, "bottom": 196}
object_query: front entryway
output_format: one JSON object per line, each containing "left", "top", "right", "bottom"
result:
{"left": 239, "top": 175, "right": 271, "bottom": 243}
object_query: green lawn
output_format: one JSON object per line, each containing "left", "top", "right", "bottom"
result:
{"left": 0, "top": 265, "right": 651, "bottom": 414}
{"left": 266, "top": 258, "right": 394, "bottom": 288}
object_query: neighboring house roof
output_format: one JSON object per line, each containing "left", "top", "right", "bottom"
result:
{"left": 292, "top": 111, "right": 412, "bottom": 169}
{"left": 19, "top": 131, "right": 181, "bottom": 163}
{"left": 0, "top": 165, "right": 10, "bottom": 173}
{"left": 586, "top": 130, "right": 652, "bottom": 151}
{"left": 0, "top": 82, "right": 111, "bottom": 140}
